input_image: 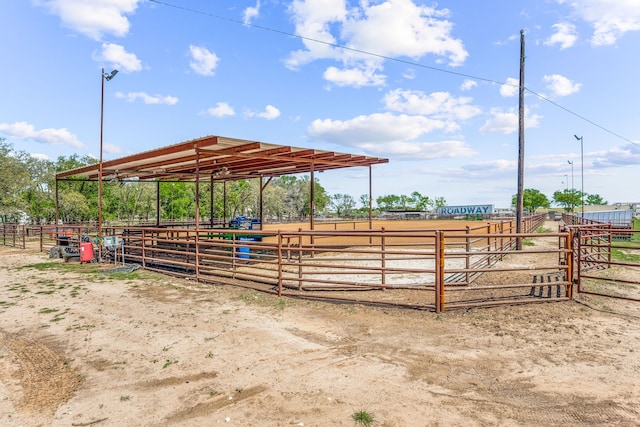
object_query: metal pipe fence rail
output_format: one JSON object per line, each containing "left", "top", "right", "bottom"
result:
{"left": 1, "top": 223, "right": 26, "bottom": 249}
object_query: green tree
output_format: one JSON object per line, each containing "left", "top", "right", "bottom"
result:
{"left": 0, "top": 140, "right": 31, "bottom": 222}
{"left": 331, "top": 193, "right": 356, "bottom": 217}
{"left": 376, "top": 194, "right": 401, "bottom": 210}
{"left": 160, "top": 181, "right": 194, "bottom": 221}
{"left": 511, "top": 189, "right": 550, "bottom": 213}
{"left": 586, "top": 193, "right": 607, "bottom": 206}
{"left": 410, "top": 191, "right": 432, "bottom": 211}
{"left": 552, "top": 189, "right": 582, "bottom": 212}
{"left": 58, "top": 190, "right": 91, "bottom": 222}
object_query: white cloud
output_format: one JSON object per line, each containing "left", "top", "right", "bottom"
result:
{"left": 31, "top": 153, "right": 50, "bottom": 160}
{"left": 323, "top": 65, "right": 386, "bottom": 87}
{"left": 0, "top": 121, "right": 83, "bottom": 148}
{"left": 206, "top": 102, "right": 235, "bottom": 118}
{"left": 286, "top": 0, "right": 468, "bottom": 87}
{"left": 591, "top": 143, "right": 640, "bottom": 168}
{"left": 103, "top": 143, "right": 122, "bottom": 155}
{"left": 479, "top": 108, "right": 542, "bottom": 134}
{"left": 246, "top": 105, "right": 281, "bottom": 120}
{"left": 96, "top": 43, "right": 142, "bottom": 72}
{"left": 307, "top": 111, "right": 475, "bottom": 159}
{"left": 358, "top": 139, "right": 476, "bottom": 159}
{"left": 461, "top": 80, "right": 478, "bottom": 91}
{"left": 308, "top": 112, "right": 448, "bottom": 148}
{"left": 115, "top": 92, "right": 178, "bottom": 105}
{"left": 543, "top": 74, "right": 581, "bottom": 96}
{"left": 243, "top": 1, "right": 261, "bottom": 25}
{"left": 189, "top": 45, "right": 220, "bottom": 76}
{"left": 565, "top": 0, "right": 640, "bottom": 46}
{"left": 500, "top": 77, "right": 519, "bottom": 97}
{"left": 36, "top": 0, "right": 139, "bottom": 40}
{"left": 544, "top": 22, "right": 578, "bottom": 49}
{"left": 383, "top": 89, "right": 481, "bottom": 121}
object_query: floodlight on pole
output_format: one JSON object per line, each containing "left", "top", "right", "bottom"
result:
{"left": 99, "top": 67, "right": 118, "bottom": 256}
{"left": 574, "top": 135, "right": 584, "bottom": 216}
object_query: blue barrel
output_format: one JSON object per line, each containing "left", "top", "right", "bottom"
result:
{"left": 237, "top": 246, "right": 250, "bottom": 259}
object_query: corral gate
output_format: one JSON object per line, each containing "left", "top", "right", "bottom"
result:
{"left": 570, "top": 223, "right": 640, "bottom": 303}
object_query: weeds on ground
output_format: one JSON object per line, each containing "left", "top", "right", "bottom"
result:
{"left": 162, "top": 359, "right": 178, "bottom": 369}
{"left": 352, "top": 410, "right": 375, "bottom": 427}
{"left": 237, "top": 291, "right": 289, "bottom": 310}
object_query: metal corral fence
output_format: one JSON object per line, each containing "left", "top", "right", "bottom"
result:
{"left": 2, "top": 214, "right": 581, "bottom": 312}
{"left": 98, "top": 213, "right": 575, "bottom": 312}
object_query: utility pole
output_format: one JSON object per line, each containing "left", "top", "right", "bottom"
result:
{"left": 516, "top": 29, "right": 525, "bottom": 250}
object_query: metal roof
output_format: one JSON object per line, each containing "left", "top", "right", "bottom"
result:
{"left": 56, "top": 135, "right": 389, "bottom": 182}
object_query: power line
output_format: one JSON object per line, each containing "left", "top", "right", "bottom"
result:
{"left": 149, "top": 0, "right": 636, "bottom": 145}
{"left": 524, "top": 88, "right": 637, "bottom": 145}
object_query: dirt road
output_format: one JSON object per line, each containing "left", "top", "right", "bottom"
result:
{"left": 1, "top": 245, "right": 639, "bottom": 426}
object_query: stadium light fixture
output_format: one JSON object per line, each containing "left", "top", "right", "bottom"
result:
{"left": 99, "top": 68, "right": 118, "bottom": 256}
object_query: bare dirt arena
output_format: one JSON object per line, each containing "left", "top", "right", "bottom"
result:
{"left": 1, "top": 224, "right": 639, "bottom": 426}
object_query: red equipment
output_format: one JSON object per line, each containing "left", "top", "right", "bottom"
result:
{"left": 80, "top": 242, "right": 94, "bottom": 263}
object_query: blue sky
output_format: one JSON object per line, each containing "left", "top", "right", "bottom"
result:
{"left": 1, "top": 0, "right": 639, "bottom": 208}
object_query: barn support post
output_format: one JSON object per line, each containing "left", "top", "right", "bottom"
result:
{"left": 369, "top": 165, "right": 373, "bottom": 245}
{"left": 210, "top": 175, "right": 214, "bottom": 227}
{"left": 156, "top": 180, "right": 160, "bottom": 227}
{"left": 223, "top": 181, "right": 227, "bottom": 225}
{"left": 310, "top": 164, "right": 315, "bottom": 251}
{"left": 259, "top": 176, "right": 263, "bottom": 227}
{"left": 194, "top": 144, "right": 201, "bottom": 282}
{"left": 54, "top": 178, "right": 59, "bottom": 239}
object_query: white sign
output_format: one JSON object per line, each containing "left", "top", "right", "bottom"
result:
{"left": 437, "top": 204, "right": 494, "bottom": 215}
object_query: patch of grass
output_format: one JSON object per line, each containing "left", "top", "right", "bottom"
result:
{"left": 206, "top": 351, "right": 214, "bottom": 358}
{"left": 35, "top": 290, "right": 55, "bottom": 295}
{"left": 119, "top": 395, "right": 131, "bottom": 402}
{"left": 209, "top": 390, "right": 218, "bottom": 397}
{"left": 611, "top": 247, "right": 640, "bottom": 263}
{"left": 162, "top": 359, "right": 178, "bottom": 369}
{"left": 16, "top": 262, "right": 80, "bottom": 273}
{"left": 39, "top": 307, "right": 59, "bottom": 314}
{"left": 352, "top": 410, "right": 375, "bottom": 427}
{"left": 238, "top": 291, "right": 289, "bottom": 310}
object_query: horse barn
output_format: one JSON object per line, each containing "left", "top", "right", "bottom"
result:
{"left": 36, "top": 135, "right": 639, "bottom": 311}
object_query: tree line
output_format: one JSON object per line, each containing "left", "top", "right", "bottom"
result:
{"left": 0, "top": 139, "right": 446, "bottom": 224}
{"left": 511, "top": 188, "right": 607, "bottom": 213}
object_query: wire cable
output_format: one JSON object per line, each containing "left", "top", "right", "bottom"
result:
{"left": 148, "top": 0, "right": 636, "bottom": 145}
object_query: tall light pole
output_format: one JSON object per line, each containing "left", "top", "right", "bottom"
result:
{"left": 574, "top": 135, "right": 584, "bottom": 216}
{"left": 567, "top": 160, "right": 574, "bottom": 212}
{"left": 99, "top": 68, "right": 118, "bottom": 248}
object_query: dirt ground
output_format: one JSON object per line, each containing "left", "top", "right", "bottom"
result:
{"left": 1, "top": 224, "right": 640, "bottom": 426}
